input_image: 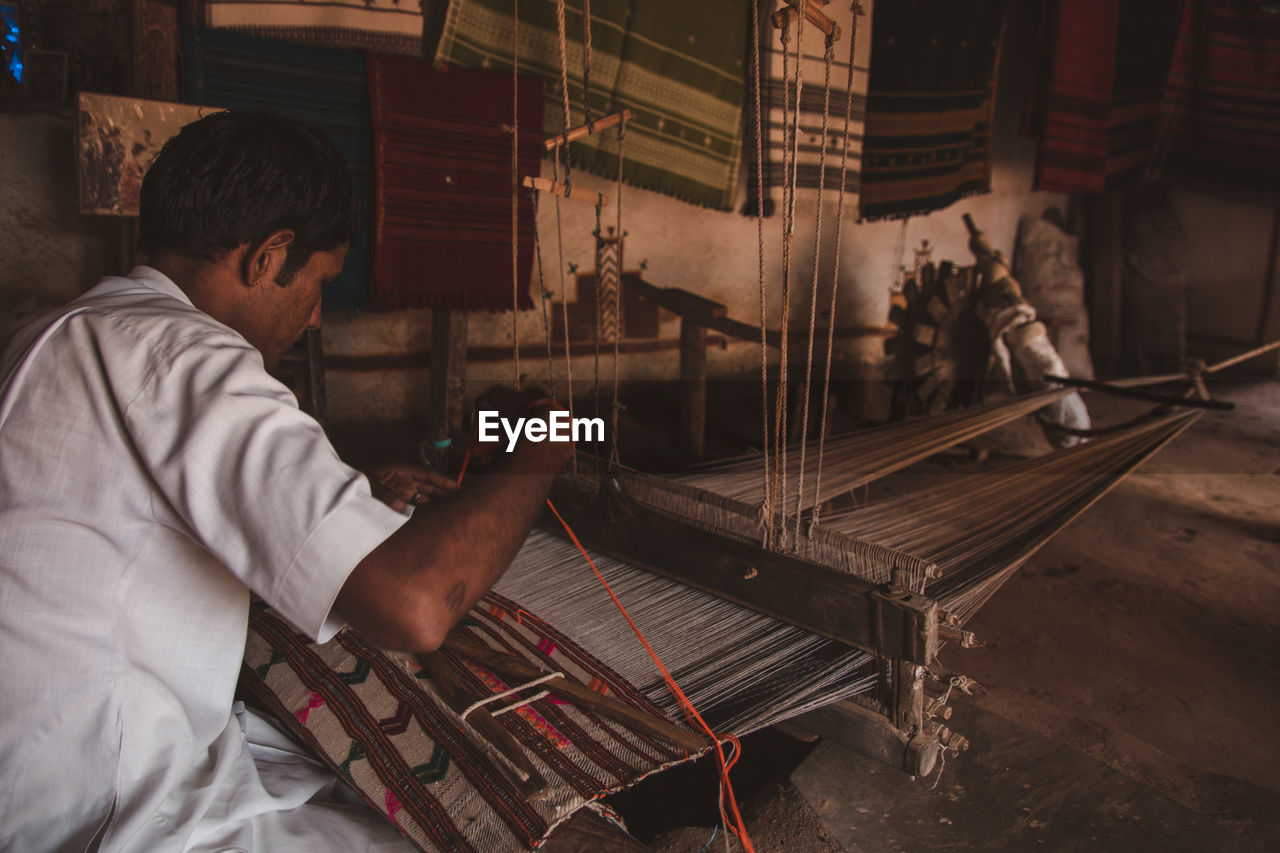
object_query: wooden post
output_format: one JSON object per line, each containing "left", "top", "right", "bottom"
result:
{"left": 679, "top": 318, "right": 707, "bottom": 456}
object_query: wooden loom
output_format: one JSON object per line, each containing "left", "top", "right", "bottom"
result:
{"left": 447, "top": 0, "right": 1219, "bottom": 781}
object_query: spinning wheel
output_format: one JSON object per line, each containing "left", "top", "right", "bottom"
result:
{"left": 886, "top": 260, "right": 990, "bottom": 419}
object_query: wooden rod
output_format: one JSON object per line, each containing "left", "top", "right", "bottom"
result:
{"left": 416, "top": 651, "right": 550, "bottom": 798}
{"left": 441, "top": 634, "right": 710, "bottom": 754}
{"left": 544, "top": 108, "right": 632, "bottom": 151}
{"left": 771, "top": 3, "right": 841, "bottom": 41}
{"left": 1204, "top": 338, "right": 1280, "bottom": 374}
{"left": 522, "top": 176, "right": 606, "bottom": 207}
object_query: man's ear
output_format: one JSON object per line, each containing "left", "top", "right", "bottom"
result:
{"left": 243, "top": 229, "right": 296, "bottom": 288}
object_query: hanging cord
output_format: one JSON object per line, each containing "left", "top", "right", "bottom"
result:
{"left": 609, "top": 117, "right": 626, "bottom": 468}
{"left": 794, "top": 30, "right": 835, "bottom": 541}
{"left": 544, "top": 501, "right": 756, "bottom": 853}
{"left": 773, "top": 2, "right": 806, "bottom": 546}
{"left": 553, "top": 0, "right": 576, "bottom": 470}
{"left": 751, "top": 0, "right": 773, "bottom": 546}
{"left": 581, "top": 0, "right": 594, "bottom": 132}
{"left": 809, "top": 2, "right": 861, "bottom": 533}
{"left": 510, "top": 0, "right": 522, "bottom": 389}
{"left": 529, "top": 189, "right": 557, "bottom": 400}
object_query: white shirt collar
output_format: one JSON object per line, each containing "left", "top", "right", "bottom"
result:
{"left": 123, "top": 265, "right": 195, "bottom": 308}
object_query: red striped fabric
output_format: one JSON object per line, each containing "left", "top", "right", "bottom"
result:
{"left": 367, "top": 54, "right": 544, "bottom": 312}
{"left": 1147, "top": 0, "right": 1280, "bottom": 193}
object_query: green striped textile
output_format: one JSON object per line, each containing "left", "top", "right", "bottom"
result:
{"left": 436, "top": 0, "right": 748, "bottom": 210}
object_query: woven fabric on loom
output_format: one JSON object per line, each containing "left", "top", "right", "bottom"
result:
{"left": 366, "top": 54, "right": 543, "bottom": 312}
{"left": 435, "top": 0, "right": 748, "bottom": 211}
{"left": 182, "top": 27, "right": 372, "bottom": 310}
{"left": 202, "top": 0, "right": 423, "bottom": 55}
{"left": 858, "top": 0, "right": 1006, "bottom": 221}
{"left": 1146, "top": 0, "right": 1280, "bottom": 195}
{"left": 240, "top": 598, "right": 700, "bottom": 852}
{"left": 1029, "top": 0, "right": 1180, "bottom": 194}
{"left": 748, "top": 0, "right": 872, "bottom": 212}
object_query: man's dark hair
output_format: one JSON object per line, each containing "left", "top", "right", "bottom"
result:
{"left": 138, "top": 109, "right": 358, "bottom": 285}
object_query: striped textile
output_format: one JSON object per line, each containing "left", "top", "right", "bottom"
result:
{"left": 182, "top": 27, "right": 372, "bottom": 310}
{"left": 748, "top": 0, "right": 873, "bottom": 213}
{"left": 240, "top": 597, "right": 699, "bottom": 852}
{"left": 858, "top": 0, "right": 1006, "bottom": 221}
{"left": 366, "top": 53, "right": 543, "bottom": 312}
{"left": 435, "top": 0, "right": 748, "bottom": 211}
{"left": 1146, "top": 0, "right": 1280, "bottom": 194}
{"left": 1031, "top": 0, "right": 1180, "bottom": 194}
{"left": 202, "top": 0, "right": 423, "bottom": 55}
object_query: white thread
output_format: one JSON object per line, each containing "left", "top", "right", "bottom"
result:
{"left": 459, "top": 671, "right": 565, "bottom": 723}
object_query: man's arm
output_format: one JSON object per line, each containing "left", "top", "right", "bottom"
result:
{"left": 333, "top": 402, "right": 572, "bottom": 652}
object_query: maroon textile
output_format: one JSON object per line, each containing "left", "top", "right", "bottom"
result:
{"left": 1147, "top": 0, "right": 1280, "bottom": 193}
{"left": 1031, "top": 0, "right": 1181, "bottom": 194}
{"left": 368, "top": 55, "right": 543, "bottom": 312}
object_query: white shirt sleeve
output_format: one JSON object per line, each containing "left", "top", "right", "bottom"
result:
{"left": 121, "top": 326, "right": 407, "bottom": 642}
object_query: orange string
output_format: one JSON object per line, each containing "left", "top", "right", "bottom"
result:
{"left": 455, "top": 448, "right": 472, "bottom": 487}
{"left": 544, "top": 499, "right": 755, "bottom": 853}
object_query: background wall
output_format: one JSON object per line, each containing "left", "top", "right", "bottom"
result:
{"left": 2, "top": 2, "right": 1275, "bottom": 431}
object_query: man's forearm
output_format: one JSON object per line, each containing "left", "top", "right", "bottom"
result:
{"left": 335, "top": 426, "right": 571, "bottom": 651}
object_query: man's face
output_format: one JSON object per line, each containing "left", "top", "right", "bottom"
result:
{"left": 253, "top": 245, "right": 347, "bottom": 370}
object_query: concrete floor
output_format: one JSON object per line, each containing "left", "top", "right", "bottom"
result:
{"left": 604, "top": 378, "right": 1279, "bottom": 851}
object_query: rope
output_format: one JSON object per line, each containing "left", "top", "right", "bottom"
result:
{"left": 581, "top": 0, "right": 594, "bottom": 131}
{"left": 510, "top": 0, "right": 521, "bottom": 389}
{"left": 794, "top": 31, "right": 835, "bottom": 541}
{"left": 809, "top": 1, "right": 861, "bottom": 533}
{"left": 774, "top": 2, "right": 807, "bottom": 546}
{"left": 553, "top": 0, "right": 576, "bottom": 470}
{"left": 751, "top": 0, "right": 773, "bottom": 546}
{"left": 544, "top": 500, "right": 755, "bottom": 853}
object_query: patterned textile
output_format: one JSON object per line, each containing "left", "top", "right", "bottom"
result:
{"left": 858, "top": 0, "right": 1007, "bottom": 221}
{"left": 748, "top": 0, "right": 873, "bottom": 213}
{"left": 1146, "top": 0, "right": 1280, "bottom": 194}
{"left": 202, "top": 0, "right": 423, "bottom": 55}
{"left": 366, "top": 53, "right": 543, "bottom": 312}
{"left": 435, "top": 0, "right": 748, "bottom": 211}
{"left": 240, "top": 597, "right": 701, "bottom": 852}
{"left": 182, "top": 27, "right": 372, "bottom": 310}
{"left": 1030, "top": 0, "right": 1180, "bottom": 194}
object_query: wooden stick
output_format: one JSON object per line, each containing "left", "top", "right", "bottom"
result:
{"left": 771, "top": 3, "right": 841, "bottom": 41}
{"left": 1204, "top": 338, "right": 1280, "bottom": 374}
{"left": 522, "top": 176, "right": 606, "bottom": 207}
{"left": 417, "top": 651, "right": 550, "bottom": 799}
{"left": 442, "top": 634, "right": 710, "bottom": 754}
{"left": 544, "top": 108, "right": 632, "bottom": 151}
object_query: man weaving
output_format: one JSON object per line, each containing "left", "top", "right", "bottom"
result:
{"left": 0, "top": 110, "right": 571, "bottom": 850}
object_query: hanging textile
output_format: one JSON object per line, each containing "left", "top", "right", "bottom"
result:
{"left": 434, "top": 0, "right": 748, "bottom": 211}
{"left": 858, "top": 0, "right": 1007, "bottom": 221}
{"left": 1146, "top": 0, "right": 1280, "bottom": 195}
{"left": 201, "top": 0, "right": 423, "bottom": 55}
{"left": 748, "top": 0, "right": 873, "bottom": 213}
{"left": 1029, "top": 0, "right": 1180, "bottom": 194}
{"left": 366, "top": 54, "right": 543, "bottom": 312}
{"left": 182, "top": 27, "right": 372, "bottom": 310}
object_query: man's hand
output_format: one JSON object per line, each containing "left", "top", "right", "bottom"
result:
{"left": 368, "top": 462, "right": 458, "bottom": 511}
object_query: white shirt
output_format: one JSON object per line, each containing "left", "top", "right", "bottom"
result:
{"left": 0, "top": 267, "right": 409, "bottom": 851}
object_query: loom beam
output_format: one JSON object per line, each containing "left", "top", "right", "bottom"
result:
{"left": 541, "top": 475, "right": 940, "bottom": 666}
